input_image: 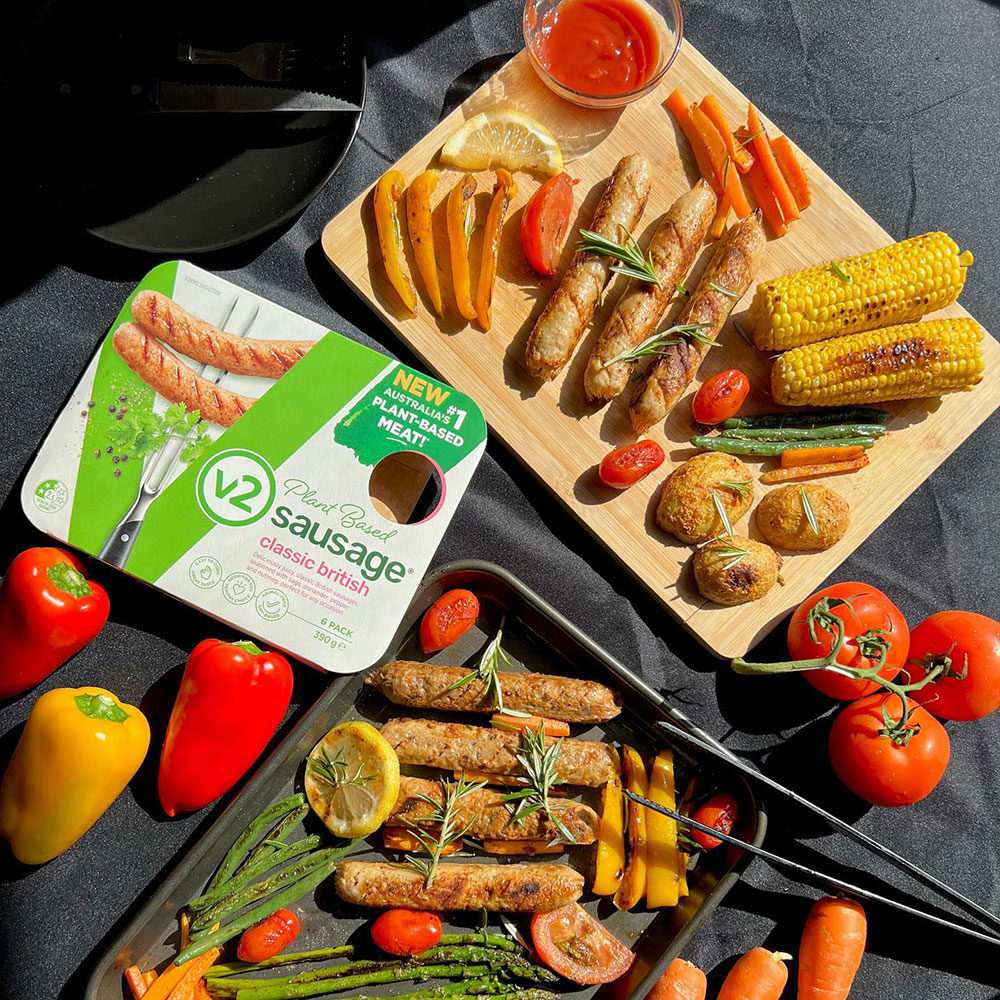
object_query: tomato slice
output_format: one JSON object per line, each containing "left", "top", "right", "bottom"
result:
{"left": 419, "top": 589, "right": 480, "bottom": 653}
{"left": 599, "top": 440, "right": 665, "bottom": 489}
{"left": 691, "top": 369, "right": 750, "bottom": 425}
{"left": 690, "top": 792, "right": 738, "bottom": 850}
{"left": 521, "top": 173, "right": 576, "bottom": 276}
{"left": 531, "top": 903, "right": 634, "bottom": 984}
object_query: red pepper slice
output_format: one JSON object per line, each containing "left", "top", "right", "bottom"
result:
{"left": 0, "top": 547, "right": 109, "bottom": 700}
{"left": 157, "top": 639, "right": 294, "bottom": 816}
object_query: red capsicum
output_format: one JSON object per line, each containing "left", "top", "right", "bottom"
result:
{"left": 0, "top": 548, "right": 110, "bottom": 700}
{"left": 158, "top": 639, "right": 294, "bottom": 816}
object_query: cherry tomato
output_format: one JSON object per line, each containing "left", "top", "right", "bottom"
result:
{"left": 419, "top": 589, "right": 479, "bottom": 653}
{"left": 598, "top": 439, "right": 666, "bottom": 489}
{"left": 690, "top": 792, "right": 739, "bottom": 850}
{"left": 828, "top": 694, "right": 950, "bottom": 806}
{"left": 531, "top": 904, "right": 634, "bottom": 984}
{"left": 787, "top": 582, "right": 909, "bottom": 700}
{"left": 237, "top": 908, "right": 300, "bottom": 962}
{"left": 371, "top": 909, "right": 442, "bottom": 956}
{"left": 520, "top": 173, "right": 576, "bottom": 276}
{"left": 691, "top": 369, "right": 750, "bottom": 425}
{"left": 907, "top": 610, "right": 1000, "bottom": 720}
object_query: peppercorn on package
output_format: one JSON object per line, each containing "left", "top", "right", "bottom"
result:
{"left": 21, "top": 261, "right": 486, "bottom": 673}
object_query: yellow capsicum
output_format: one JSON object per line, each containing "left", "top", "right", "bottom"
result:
{"left": 646, "top": 749, "right": 686, "bottom": 908}
{"left": 592, "top": 748, "right": 625, "bottom": 895}
{"left": 0, "top": 687, "right": 150, "bottom": 864}
{"left": 373, "top": 170, "right": 418, "bottom": 316}
{"left": 613, "top": 745, "right": 648, "bottom": 911}
{"left": 406, "top": 170, "right": 444, "bottom": 316}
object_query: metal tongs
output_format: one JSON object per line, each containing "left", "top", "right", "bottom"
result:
{"left": 622, "top": 717, "right": 1000, "bottom": 947}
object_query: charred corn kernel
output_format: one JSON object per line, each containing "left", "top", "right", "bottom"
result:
{"left": 771, "top": 318, "right": 985, "bottom": 407}
{"left": 750, "top": 233, "right": 972, "bottom": 350}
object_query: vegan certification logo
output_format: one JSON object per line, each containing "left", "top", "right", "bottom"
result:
{"left": 189, "top": 555, "right": 223, "bottom": 589}
{"left": 33, "top": 478, "right": 68, "bottom": 513}
{"left": 222, "top": 572, "right": 256, "bottom": 606}
{"left": 196, "top": 449, "right": 276, "bottom": 527}
{"left": 255, "top": 588, "right": 288, "bottom": 621}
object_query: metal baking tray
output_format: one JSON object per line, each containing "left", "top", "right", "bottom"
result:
{"left": 85, "top": 559, "right": 767, "bottom": 1000}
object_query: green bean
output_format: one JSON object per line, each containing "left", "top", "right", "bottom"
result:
{"left": 692, "top": 435, "right": 876, "bottom": 456}
{"left": 723, "top": 423, "right": 886, "bottom": 441}
{"left": 721, "top": 407, "right": 889, "bottom": 429}
{"left": 207, "top": 794, "right": 305, "bottom": 892}
{"left": 176, "top": 855, "right": 339, "bottom": 965}
{"left": 208, "top": 947, "right": 357, "bottom": 977}
{"left": 236, "top": 804, "right": 309, "bottom": 877}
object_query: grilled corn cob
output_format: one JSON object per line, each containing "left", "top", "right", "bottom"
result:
{"left": 750, "top": 233, "right": 973, "bottom": 350}
{"left": 771, "top": 318, "right": 985, "bottom": 407}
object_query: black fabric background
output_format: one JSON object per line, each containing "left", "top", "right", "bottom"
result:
{"left": 2, "top": 1, "right": 999, "bottom": 997}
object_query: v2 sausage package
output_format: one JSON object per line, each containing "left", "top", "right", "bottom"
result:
{"left": 21, "top": 262, "right": 486, "bottom": 674}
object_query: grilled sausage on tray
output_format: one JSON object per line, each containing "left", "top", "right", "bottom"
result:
{"left": 585, "top": 180, "right": 717, "bottom": 402}
{"left": 525, "top": 154, "right": 651, "bottom": 381}
{"left": 366, "top": 660, "right": 621, "bottom": 723}
{"left": 380, "top": 718, "right": 620, "bottom": 787}
{"left": 629, "top": 211, "right": 766, "bottom": 433}
{"left": 387, "top": 775, "right": 600, "bottom": 843}
{"left": 335, "top": 860, "right": 585, "bottom": 911}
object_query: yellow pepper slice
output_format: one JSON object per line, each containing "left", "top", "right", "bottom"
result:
{"left": 373, "top": 170, "right": 417, "bottom": 316}
{"left": 592, "top": 749, "right": 625, "bottom": 895}
{"left": 646, "top": 749, "right": 687, "bottom": 908}
{"left": 613, "top": 745, "right": 648, "bottom": 911}
{"left": 447, "top": 173, "right": 478, "bottom": 321}
{"left": 406, "top": 170, "right": 443, "bottom": 316}
{"left": 475, "top": 168, "right": 517, "bottom": 331}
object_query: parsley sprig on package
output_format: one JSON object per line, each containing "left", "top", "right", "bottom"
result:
{"left": 107, "top": 403, "right": 213, "bottom": 464}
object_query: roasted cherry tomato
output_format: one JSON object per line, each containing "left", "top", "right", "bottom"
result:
{"left": 690, "top": 792, "right": 739, "bottom": 850}
{"left": 419, "top": 589, "right": 480, "bottom": 653}
{"left": 371, "top": 909, "right": 442, "bottom": 956}
{"left": 531, "top": 903, "right": 634, "bottom": 984}
{"left": 521, "top": 172, "right": 576, "bottom": 276}
{"left": 906, "top": 610, "right": 1000, "bottom": 721}
{"left": 788, "top": 582, "right": 909, "bottom": 700}
{"left": 598, "top": 440, "right": 666, "bottom": 489}
{"left": 828, "top": 694, "right": 950, "bottom": 806}
{"left": 237, "top": 908, "right": 300, "bottom": 962}
{"left": 691, "top": 369, "right": 750, "bottom": 425}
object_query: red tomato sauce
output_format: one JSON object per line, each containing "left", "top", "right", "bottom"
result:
{"left": 535, "top": 0, "right": 660, "bottom": 96}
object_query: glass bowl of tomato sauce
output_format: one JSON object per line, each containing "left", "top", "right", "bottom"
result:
{"left": 523, "top": 0, "right": 682, "bottom": 108}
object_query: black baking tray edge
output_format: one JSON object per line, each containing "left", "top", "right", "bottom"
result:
{"left": 85, "top": 559, "right": 767, "bottom": 1000}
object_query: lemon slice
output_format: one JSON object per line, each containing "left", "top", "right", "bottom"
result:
{"left": 304, "top": 721, "right": 400, "bottom": 838}
{"left": 440, "top": 110, "right": 564, "bottom": 175}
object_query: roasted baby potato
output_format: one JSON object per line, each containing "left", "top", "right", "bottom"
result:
{"left": 656, "top": 452, "right": 755, "bottom": 543}
{"left": 693, "top": 536, "right": 781, "bottom": 605}
{"left": 756, "top": 483, "right": 850, "bottom": 551}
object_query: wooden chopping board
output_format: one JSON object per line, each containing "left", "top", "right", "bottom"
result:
{"left": 321, "top": 46, "right": 999, "bottom": 658}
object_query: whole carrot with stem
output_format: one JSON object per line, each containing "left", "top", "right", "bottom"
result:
{"left": 717, "top": 947, "right": 790, "bottom": 1000}
{"left": 797, "top": 897, "right": 866, "bottom": 1000}
{"left": 644, "top": 958, "right": 707, "bottom": 1000}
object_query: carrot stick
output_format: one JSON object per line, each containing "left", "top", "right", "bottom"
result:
{"left": 771, "top": 135, "right": 812, "bottom": 210}
{"left": 797, "top": 897, "right": 867, "bottom": 1000}
{"left": 664, "top": 89, "right": 718, "bottom": 190}
{"left": 717, "top": 948, "right": 790, "bottom": 1000}
{"left": 140, "top": 963, "right": 188, "bottom": 1000}
{"left": 760, "top": 455, "right": 869, "bottom": 484}
{"left": 143, "top": 973, "right": 158, "bottom": 989}
{"left": 164, "top": 950, "right": 220, "bottom": 1000}
{"left": 699, "top": 95, "right": 754, "bottom": 174}
{"left": 382, "top": 827, "right": 462, "bottom": 854}
{"left": 491, "top": 713, "right": 570, "bottom": 737}
{"left": 740, "top": 147, "right": 786, "bottom": 238}
{"left": 125, "top": 966, "right": 148, "bottom": 1000}
{"left": 746, "top": 105, "right": 800, "bottom": 222}
{"left": 645, "top": 958, "right": 707, "bottom": 1000}
{"left": 480, "top": 839, "right": 563, "bottom": 855}
{"left": 710, "top": 190, "right": 731, "bottom": 239}
{"left": 194, "top": 983, "right": 213, "bottom": 1000}
{"left": 453, "top": 769, "right": 523, "bottom": 787}
{"left": 781, "top": 445, "right": 865, "bottom": 467}
{"left": 690, "top": 106, "right": 752, "bottom": 219}
{"left": 179, "top": 912, "right": 191, "bottom": 951}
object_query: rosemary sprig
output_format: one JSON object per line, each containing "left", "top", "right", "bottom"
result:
{"left": 601, "top": 323, "right": 717, "bottom": 370}
{"left": 402, "top": 773, "right": 486, "bottom": 887}
{"left": 714, "top": 544, "right": 750, "bottom": 570}
{"left": 711, "top": 492, "right": 735, "bottom": 537}
{"left": 578, "top": 226, "right": 661, "bottom": 288}
{"left": 675, "top": 281, "right": 689, "bottom": 296}
{"left": 736, "top": 130, "right": 760, "bottom": 150}
{"left": 501, "top": 724, "right": 577, "bottom": 846}
{"left": 709, "top": 282, "right": 740, "bottom": 299}
{"left": 800, "top": 488, "right": 820, "bottom": 534}
{"left": 720, "top": 479, "right": 753, "bottom": 500}
{"left": 446, "top": 620, "right": 517, "bottom": 713}
{"left": 829, "top": 261, "right": 852, "bottom": 283}
{"left": 722, "top": 155, "right": 732, "bottom": 191}
{"left": 306, "top": 747, "right": 375, "bottom": 790}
